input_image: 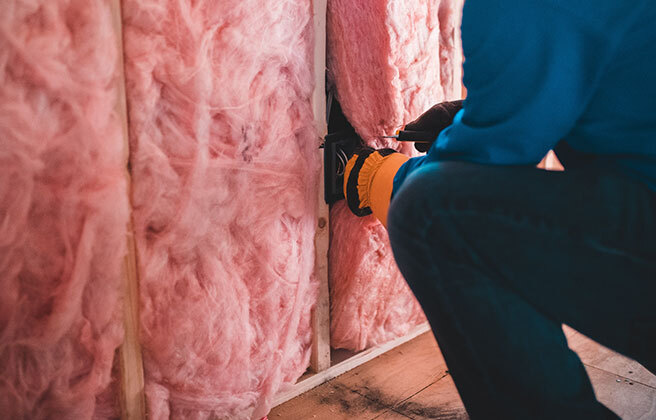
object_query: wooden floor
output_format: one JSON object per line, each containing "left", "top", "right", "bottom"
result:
{"left": 269, "top": 327, "right": 656, "bottom": 419}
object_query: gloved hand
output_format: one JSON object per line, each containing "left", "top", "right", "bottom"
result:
{"left": 405, "top": 100, "right": 463, "bottom": 152}
{"left": 343, "top": 147, "right": 409, "bottom": 227}
{"left": 342, "top": 100, "right": 462, "bottom": 226}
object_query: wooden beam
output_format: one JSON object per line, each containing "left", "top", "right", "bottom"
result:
{"left": 118, "top": 237, "right": 147, "bottom": 420}
{"left": 109, "top": 1, "right": 146, "bottom": 419}
{"left": 454, "top": 0, "right": 466, "bottom": 100}
{"left": 310, "top": 0, "right": 331, "bottom": 374}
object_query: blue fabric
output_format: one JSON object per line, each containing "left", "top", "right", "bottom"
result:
{"left": 388, "top": 161, "right": 656, "bottom": 419}
{"left": 394, "top": 0, "right": 656, "bottom": 194}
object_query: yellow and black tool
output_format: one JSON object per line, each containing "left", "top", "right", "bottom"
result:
{"left": 382, "top": 130, "right": 437, "bottom": 153}
{"left": 322, "top": 93, "right": 362, "bottom": 204}
{"left": 381, "top": 130, "right": 437, "bottom": 143}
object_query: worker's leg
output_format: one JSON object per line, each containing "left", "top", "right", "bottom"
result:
{"left": 387, "top": 161, "right": 656, "bottom": 420}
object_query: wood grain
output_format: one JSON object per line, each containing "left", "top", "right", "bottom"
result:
{"left": 333, "top": 332, "right": 447, "bottom": 407}
{"left": 272, "top": 326, "right": 656, "bottom": 420}
{"left": 274, "top": 324, "right": 430, "bottom": 406}
{"left": 373, "top": 410, "right": 414, "bottom": 419}
{"left": 568, "top": 331, "right": 656, "bottom": 389}
{"left": 110, "top": 1, "right": 146, "bottom": 419}
{"left": 394, "top": 374, "right": 467, "bottom": 420}
{"left": 586, "top": 365, "right": 656, "bottom": 420}
{"left": 272, "top": 330, "right": 441, "bottom": 420}
{"left": 271, "top": 381, "right": 390, "bottom": 420}
{"left": 310, "top": 0, "right": 331, "bottom": 374}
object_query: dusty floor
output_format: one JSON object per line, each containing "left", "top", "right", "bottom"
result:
{"left": 269, "top": 327, "right": 656, "bottom": 419}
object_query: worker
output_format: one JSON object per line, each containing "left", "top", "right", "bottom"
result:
{"left": 343, "top": 0, "right": 656, "bottom": 418}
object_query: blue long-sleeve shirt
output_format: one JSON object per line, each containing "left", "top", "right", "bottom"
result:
{"left": 394, "top": 0, "right": 656, "bottom": 192}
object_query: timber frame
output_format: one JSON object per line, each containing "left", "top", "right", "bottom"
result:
{"left": 111, "top": 1, "right": 147, "bottom": 419}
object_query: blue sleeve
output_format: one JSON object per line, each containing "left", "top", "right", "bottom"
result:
{"left": 394, "top": 0, "right": 625, "bottom": 193}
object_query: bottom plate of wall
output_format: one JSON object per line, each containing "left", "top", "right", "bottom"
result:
{"left": 273, "top": 322, "right": 431, "bottom": 407}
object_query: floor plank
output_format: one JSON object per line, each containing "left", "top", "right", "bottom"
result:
{"left": 567, "top": 332, "right": 656, "bottom": 389}
{"left": 269, "top": 381, "right": 391, "bottom": 420}
{"left": 394, "top": 374, "right": 468, "bottom": 420}
{"left": 270, "top": 328, "right": 656, "bottom": 420}
{"left": 562, "top": 324, "right": 579, "bottom": 339}
{"left": 333, "top": 332, "right": 447, "bottom": 407}
{"left": 372, "top": 410, "right": 414, "bottom": 419}
{"left": 586, "top": 365, "right": 656, "bottom": 420}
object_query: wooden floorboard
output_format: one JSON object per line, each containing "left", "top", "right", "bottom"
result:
{"left": 270, "top": 332, "right": 446, "bottom": 420}
{"left": 332, "top": 332, "right": 447, "bottom": 407}
{"left": 270, "top": 328, "right": 656, "bottom": 420}
{"left": 274, "top": 324, "right": 431, "bottom": 407}
{"left": 269, "top": 380, "right": 393, "bottom": 420}
{"left": 393, "top": 374, "right": 467, "bottom": 420}
{"left": 568, "top": 331, "right": 656, "bottom": 389}
{"left": 373, "top": 410, "right": 414, "bottom": 419}
{"left": 586, "top": 365, "right": 656, "bottom": 419}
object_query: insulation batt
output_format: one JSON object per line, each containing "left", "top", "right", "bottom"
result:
{"left": 327, "top": 0, "right": 462, "bottom": 350}
{"left": 0, "top": 1, "right": 128, "bottom": 418}
{"left": 122, "top": 1, "right": 319, "bottom": 419}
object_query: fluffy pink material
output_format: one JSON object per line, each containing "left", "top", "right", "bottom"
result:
{"left": 327, "top": 0, "right": 462, "bottom": 351}
{"left": 122, "top": 1, "right": 319, "bottom": 418}
{"left": 0, "top": 1, "right": 127, "bottom": 418}
{"left": 327, "top": 0, "right": 460, "bottom": 149}
{"left": 329, "top": 203, "right": 427, "bottom": 350}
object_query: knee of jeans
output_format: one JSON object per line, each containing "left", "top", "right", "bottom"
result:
{"left": 388, "top": 160, "right": 480, "bottom": 231}
{"left": 388, "top": 181, "right": 420, "bottom": 241}
{"left": 388, "top": 172, "right": 438, "bottom": 258}
{"left": 388, "top": 163, "right": 443, "bottom": 233}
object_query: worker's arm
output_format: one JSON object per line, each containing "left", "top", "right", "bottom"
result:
{"left": 394, "top": 0, "right": 631, "bottom": 192}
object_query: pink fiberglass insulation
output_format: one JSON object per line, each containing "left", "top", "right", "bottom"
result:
{"left": 329, "top": 203, "right": 427, "bottom": 351}
{"left": 0, "top": 1, "right": 128, "bottom": 418}
{"left": 327, "top": 0, "right": 463, "bottom": 351}
{"left": 122, "top": 1, "right": 319, "bottom": 418}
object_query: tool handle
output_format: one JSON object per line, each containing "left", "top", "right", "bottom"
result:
{"left": 395, "top": 130, "right": 437, "bottom": 143}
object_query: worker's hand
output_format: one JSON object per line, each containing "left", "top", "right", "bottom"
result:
{"left": 343, "top": 147, "right": 409, "bottom": 227}
{"left": 405, "top": 100, "right": 463, "bottom": 152}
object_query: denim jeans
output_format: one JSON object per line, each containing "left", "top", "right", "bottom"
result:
{"left": 387, "top": 161, "right": 656, "bottom": 420}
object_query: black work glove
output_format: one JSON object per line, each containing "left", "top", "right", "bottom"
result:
{"left": 405, "top": 100, "right": 463, "bottom": 152}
